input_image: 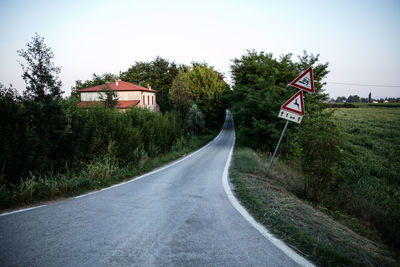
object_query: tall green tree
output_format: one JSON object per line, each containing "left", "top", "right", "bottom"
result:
{"left": 171, "top": 63, "right": 229, "bottom": 129}
{"left": 229, "top": 50, "right": 331, "bottom": 151}
{"left": 17, "top": 34, "right": 68, "bottom": 177}
{"left": 18, "top": 33, "right": 63, "bottom": 102}
{"left": 229, "top": 51, "right": 298, "bottom": 150}
{"left": 120, "top": 57, "right": 179, "bottom": 111}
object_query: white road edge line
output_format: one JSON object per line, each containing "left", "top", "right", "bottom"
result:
{"left": 0, "top": 205, "right": 47, "bottom": 217}
{"left": 0, "top": 129, "right": 223, "bottom": 217}
{"left": 222, "top": 131, "right": 315, "bottom": 267}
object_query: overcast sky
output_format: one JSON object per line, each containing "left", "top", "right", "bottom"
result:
{"left": 1, "top": 0, "right": 399, "bottom": 99}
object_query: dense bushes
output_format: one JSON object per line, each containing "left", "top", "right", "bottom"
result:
{"left": 0, "top": 91, "right": 185, "bottom": 191}
{"left": 0, "top": 85, "right": 31, "bottom": 185}
{"left": 227, "top": 50, "right": 342, "bottom": 202}
{"left": 228, "top": 50, "right": 333, "bottom": 158}
{"left": 299, "top": 109, "right": 343, "bottom": 202}
{"left": 171, "top": 63, "right": 229, "bottom": 129}
{"left": 227, "top": 49, "right": 347, "bottom": 207}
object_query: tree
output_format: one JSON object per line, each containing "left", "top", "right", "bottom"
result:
{"left": 228, "top": 50, "right": 330, "bottom": 150}
{"left": 229, "top": 51, "right": 299, "bottom": 150}
{"left": 16, "top": 34, "right": 68, "bottom": 177}
{"left": 99, "top": 83, "right": 119, "bottom": 108}
{"left": 71, "top": 73, "right": 118, "bottom": 99}
{"left": 335, "top": 96, "right": 347, "bottom": 103}
{"left": 171, "top": 63, "right": 229, "bottom": 129}
{"left": 170, "top": 70, "right": 192, "bottom": 119}
{"left": 120, "top": 57, "right": 180, "bottom": 111}
{"left": 119, "top": 61, "right": 151, "bottom": 85}
{"left": 368, "top": 92, "right": 372, "bottom": 103}
{"left": 347, "top": 95, "right": 360, "bottom": 103}
{"left": 17, "top": 33, "right": 63, "bottom": 102}
{"left": 187, "top": 104, "right": 205, "bottom": 135}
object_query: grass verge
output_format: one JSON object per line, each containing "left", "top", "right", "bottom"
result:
{"left": 0, "top": 132, "right": 217, "bottom": 211}
{"left": 229, "top": 146, "right": 399, "bottom": 266}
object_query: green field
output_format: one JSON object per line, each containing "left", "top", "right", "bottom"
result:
{"left": 332, "top": 105, "right": 400, "bottom": 249}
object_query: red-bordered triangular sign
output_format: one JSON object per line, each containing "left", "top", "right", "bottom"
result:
{"left": 289, "top": 67, "right": 314, "bottom": 93}
{"left": 281, "top": 90, "right": 305, "bottom": 115}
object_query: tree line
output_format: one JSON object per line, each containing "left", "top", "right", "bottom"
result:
{"left": 331, "top": 94, "right": 400, "bottom": 103}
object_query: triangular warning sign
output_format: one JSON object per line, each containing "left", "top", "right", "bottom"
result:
{"left": 281, "top": 90, "right": 305, "bottom": 115}
{"left": 289, "top": 67, "right": 314, "bottom": 93}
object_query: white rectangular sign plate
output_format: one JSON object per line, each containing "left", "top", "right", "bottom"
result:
{"left": 278, "top": 109, "right": 303, "bottom": 124}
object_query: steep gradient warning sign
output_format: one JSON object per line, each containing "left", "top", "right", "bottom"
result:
{"left": 289, "top": 67, "right": 314, "bottom": 93}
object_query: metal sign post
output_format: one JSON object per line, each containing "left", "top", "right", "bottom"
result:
{"left": 265, "top": 120, "right": 289, "bottom": 177}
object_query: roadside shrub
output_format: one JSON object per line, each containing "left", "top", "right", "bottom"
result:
{"left": 0, "top": 84, "right": 33, "bottom": 184}
{"left": 124, "top": 108, "right": 183, "bottom": 158}
{"left": 299, "top": 109, "right": 343, "bottom": 202}
{"left": 85, "top": 154, "right": 119, "bottom": 185}
{"left": 187, "top": 104, "right": 205, "bottom": 135}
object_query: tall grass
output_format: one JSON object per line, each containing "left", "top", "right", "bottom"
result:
{"left": 332, "top": 106, "right": 400, "bottom": 249}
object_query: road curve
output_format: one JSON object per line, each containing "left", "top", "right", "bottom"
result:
{"left": 0, "top": 111, "right": 311, "bottom": 266}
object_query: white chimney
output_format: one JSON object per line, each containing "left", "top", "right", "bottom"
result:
{"left": 116, "top": 80, "right": 119, "bottom": 86}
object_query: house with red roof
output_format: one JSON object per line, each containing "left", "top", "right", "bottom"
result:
{"left": 77, "top": 80, "right": 159, "bottom": 112}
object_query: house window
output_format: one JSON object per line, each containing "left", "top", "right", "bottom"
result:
{"left": 152, "top": 95, "right": 154, "bottom": 105}
{"left": 148, "top": 95, "right": 150, "bottom": 105}
{"left": 143, "top": 95, "right": 145, "bottom": 105}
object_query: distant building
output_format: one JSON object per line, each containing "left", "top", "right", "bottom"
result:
{"left": 77, "top": 81, "right": 159, "bottom": 112}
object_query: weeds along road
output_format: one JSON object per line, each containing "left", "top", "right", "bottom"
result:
{"left": 0, "top": 111, "right": 311, "bottom": 267}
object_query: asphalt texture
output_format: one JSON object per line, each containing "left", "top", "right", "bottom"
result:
{"left": 0, "top": 112, "right": 306, "bottom": 266}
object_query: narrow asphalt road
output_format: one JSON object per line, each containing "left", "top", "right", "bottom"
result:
{"left": 0, "top": 111, "right": 311, "bottom": 266}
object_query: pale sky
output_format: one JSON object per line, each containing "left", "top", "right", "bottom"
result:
{"left": 0, "top": 0, "right": 399, "bottom": 99}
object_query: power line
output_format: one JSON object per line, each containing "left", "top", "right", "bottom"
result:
{"left": 327, "top": 82, "right": 400, "bottom": 88}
